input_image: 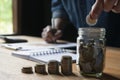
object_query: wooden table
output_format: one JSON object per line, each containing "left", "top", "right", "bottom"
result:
{"left": 0, "top": 35, "right": 120, "bottom": 80}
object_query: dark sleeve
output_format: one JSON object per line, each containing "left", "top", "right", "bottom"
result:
{"left": 51, "top": 0, "right": 68, "bottom": 19}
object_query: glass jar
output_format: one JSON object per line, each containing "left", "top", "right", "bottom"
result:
{"left": 76, "top": 27, "right": 106, "bottom": 78}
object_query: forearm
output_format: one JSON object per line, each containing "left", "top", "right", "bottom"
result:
{"left": 51, "top": 18, "right": 68, "bottom": 30}
{"left": 51, "top": 0, "right": 69, "bottom": 30}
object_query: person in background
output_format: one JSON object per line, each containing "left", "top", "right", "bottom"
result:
{"left": 41, "top": 0, "right": 120, "bottom": 45}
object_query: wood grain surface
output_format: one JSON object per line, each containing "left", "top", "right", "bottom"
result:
{"left": 0, "top": 35, "right": 120, "bottom": 80}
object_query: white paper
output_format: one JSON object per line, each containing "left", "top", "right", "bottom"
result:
{"left": 12, "top": 48, "right": 76, "bottom": 63}
{"left": 1, "top": 42, "right": 76, "bottom": 51}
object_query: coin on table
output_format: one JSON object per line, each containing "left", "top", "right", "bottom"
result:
{"left": 21, "top": 67, "right": 33, "bottom": 74}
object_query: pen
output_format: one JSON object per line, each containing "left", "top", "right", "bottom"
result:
{"left": 1, "top": 44, "right": 22, "bottom": 51}
{"left": 51, "top": 19, "right": 57, "bottom": 43}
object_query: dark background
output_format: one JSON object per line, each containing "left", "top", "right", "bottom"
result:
{"left": 18, "top": 0, "right": 120, "bottom": 47}
{"left": 106, "top": 12, "right": 120, "bottom": 47}
{"left": 18, "top": 0, "right": 51, "bottom": 36}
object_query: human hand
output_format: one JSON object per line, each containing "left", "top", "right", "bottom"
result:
{"left": 104, "top": 0, "right": 120, "bottom": 13}
{"left": 90, "top": 0, "right": 120, "bottom": 20}
{"left": 86, "top": 0, "right": 120, "bottom": 26}
{"left": 41, "top": 25, "right": 62, "bottom": 43}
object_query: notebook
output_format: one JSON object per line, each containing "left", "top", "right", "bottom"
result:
{"left": 12, "top": 48, "right": 76, "bottom": 63}
{"left": 1, "top": 42, "right": 76, "bottom": 51}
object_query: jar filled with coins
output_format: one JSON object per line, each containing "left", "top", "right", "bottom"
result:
{"left": 76, "top": 27, "right": 106, "bottom": 78}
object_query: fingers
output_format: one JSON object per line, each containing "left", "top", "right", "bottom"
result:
{"left": 41, "top": 25, "right": 62, "bottom": 43}
{"left": 88, "top": 0, "right": 120, "bottom": 25}
{"left": 104, "top": 0, "right": 118, "bottom": 12}
{"left": 89, "top": 0, "right": 104, "bottom": 20}
{"left": 112, "top": 0, "right": 120, "bottom": 13}
{"left": 42, "top": 31, "right": 55, "bottom": 43}
{"left": 90, "top": 0, "right": 120, "bottom": 19}
{"left": 54, "top": 30, "right": 62, "bottom": 40}
{"left": 86, "top": 0, "right": 103, "bottom": 26}
{"left": 42, "top": 26, "right": 55, "bottom": 43}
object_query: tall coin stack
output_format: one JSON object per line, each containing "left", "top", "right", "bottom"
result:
{"left": 61, "top": 56, "right": 72, "bottom": 75}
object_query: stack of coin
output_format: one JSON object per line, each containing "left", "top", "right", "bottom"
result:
{"left": 34, "top": 64, "right": 46, "bottom": 74}
{"left": 61, "top": 56, "right": 72, "bottom": 75}
{"left": 22, "top": 67, "right": 33, "bottom": 74}
{"left": 48, "top": 60, "right": 59, "bottom": 74}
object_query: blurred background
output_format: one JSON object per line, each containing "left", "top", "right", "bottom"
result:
{"left": 0, "top": 0, "right": 51, "bottom": 36}
{"left": 0, "top": 0, "right": 13, "bottom": 34}
{"left": 0, "top": 0, "right": 120, "bottom": 47}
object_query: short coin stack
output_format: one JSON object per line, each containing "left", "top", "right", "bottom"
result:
{"left": 22, "top": 67, "right": 33, "bottom": 74}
